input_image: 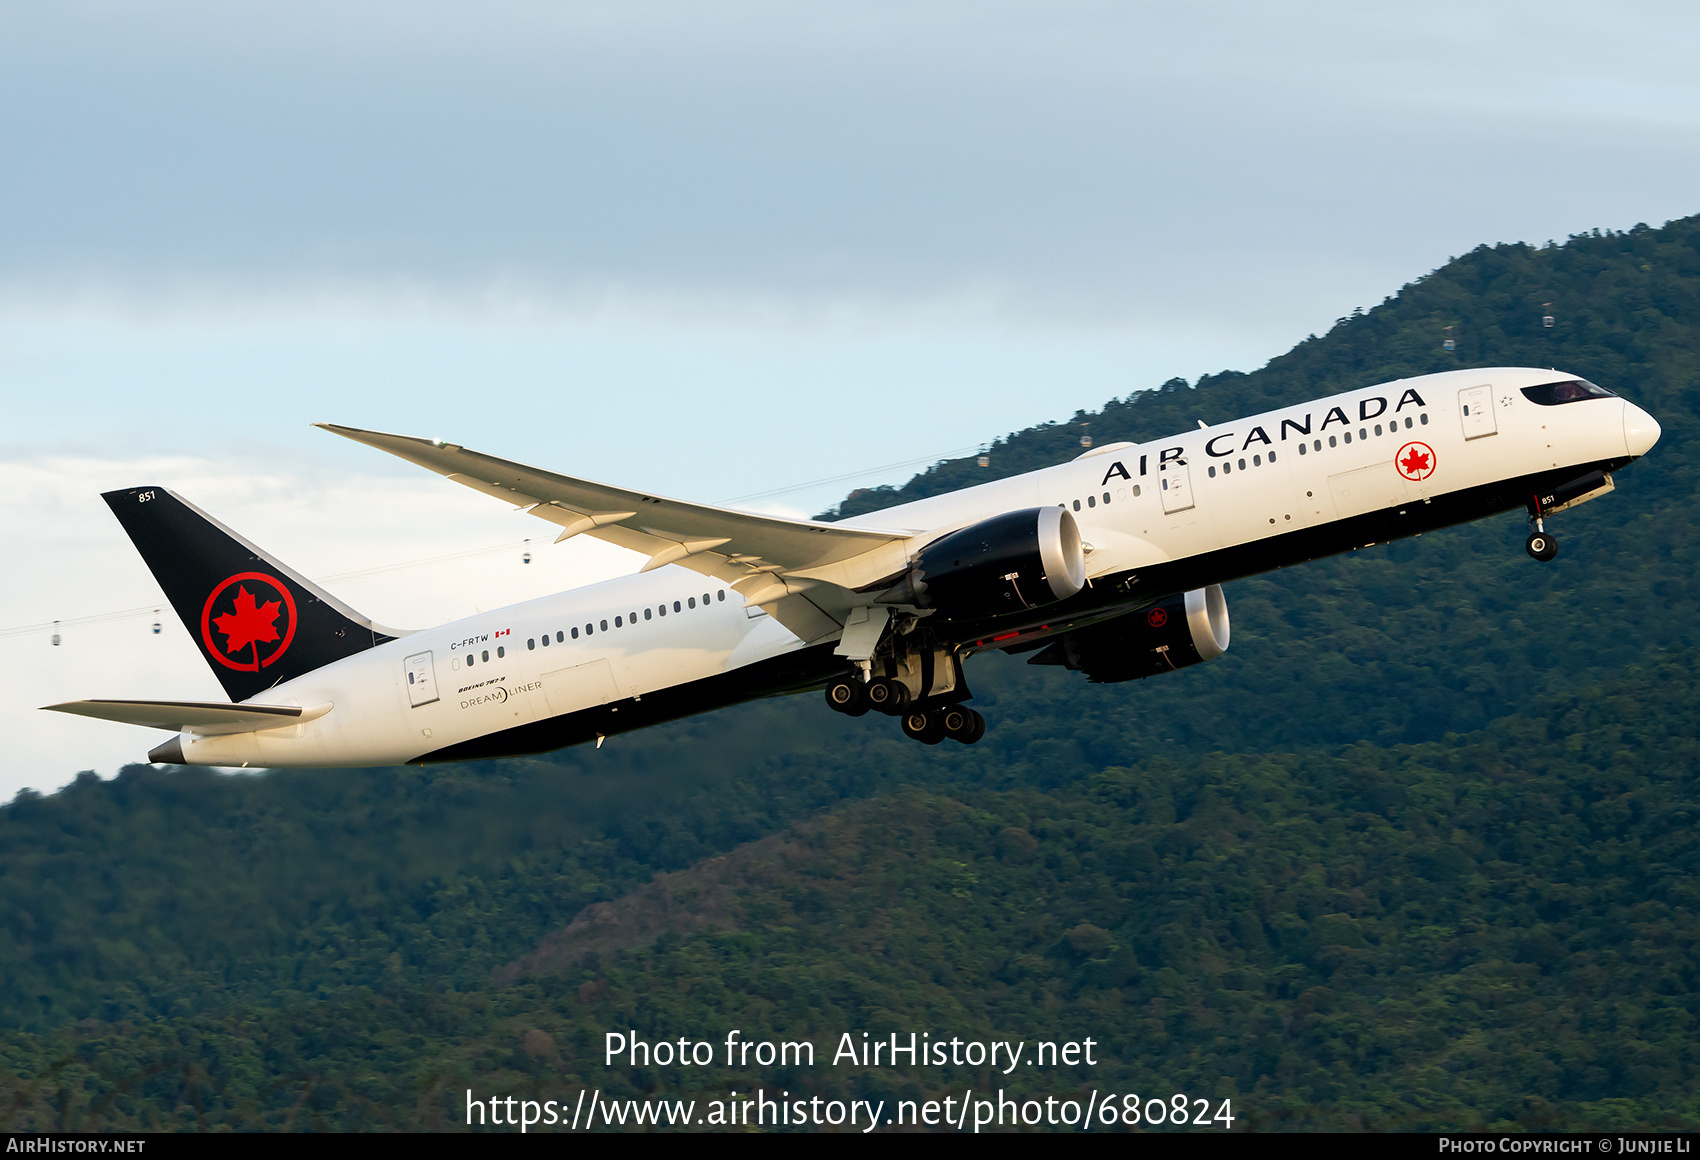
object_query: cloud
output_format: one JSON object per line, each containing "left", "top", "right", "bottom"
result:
{"left": 1, "top": 1, "right": 1695, "bottom": 326}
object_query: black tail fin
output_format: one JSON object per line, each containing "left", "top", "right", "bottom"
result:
{"left": 103, "top": 486, "right": 399, "bottom": 701}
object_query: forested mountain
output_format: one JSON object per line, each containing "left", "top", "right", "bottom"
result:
{"left": 3, "top": 216, "right": 1697, "bottom": 1131}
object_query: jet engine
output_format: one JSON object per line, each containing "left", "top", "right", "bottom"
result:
{"left": 878, "top": 506, "right": 1086, "bottom": 620}
{"left": 1028, "top": 585, "right": 1230, "bottom": 683}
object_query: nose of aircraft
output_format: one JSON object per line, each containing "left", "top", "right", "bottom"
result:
{"left": 1623, "top": 401, "right": 1662, "bottom": 457}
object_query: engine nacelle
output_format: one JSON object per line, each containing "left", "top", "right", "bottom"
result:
{"left": 1028, "top": 585, "right": 1230, "bottom": 683}
{"left": 879, "top": 506, "right": 1086, "bottom": 621}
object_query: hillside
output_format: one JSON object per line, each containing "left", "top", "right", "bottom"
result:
{"left": 4, "top": 651, "right": 1697, "bottom": 1130}
{"left": 2, "top": 215, "right": 1698, "bottom": 1131}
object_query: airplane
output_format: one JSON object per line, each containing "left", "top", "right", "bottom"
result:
{"left": 46, "top": 366, "right": 1661, "bottom": 767}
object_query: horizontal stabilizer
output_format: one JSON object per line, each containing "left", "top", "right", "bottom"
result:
{"left": 42, "top": 699, "right": 332, "bottom": 736}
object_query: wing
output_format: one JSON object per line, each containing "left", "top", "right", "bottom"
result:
{"left": 317, "top": 424, "right": 917, "bottom": 642}
{"left": 42, "top": 699, "right": 332, "bottom": 736}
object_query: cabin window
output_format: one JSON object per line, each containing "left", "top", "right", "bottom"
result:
{"left": 600, "top": 620, "right": 608, "bottom": 631}
{"left": 1103, "top": 492, "right": 1111, "bottom": 504}
{"left": 1209, "top": 465, "right": 1217, "bottom": 477}
{"left": 1359, "top": 428, "right": 1367, "bottom": 440}
{"left": 1238, "top": 458, "right": 1246, "bottom": 470}
{"left": 496, "top": 646, "right": 504, "bottom": 658}
{"left": 1343, "top": 432, "right": 1352, "bottom": 444}
{"left": 1072, "top": 499, "right": 1081, "bottom": 511}
{"left": 1223, "top": 462, "right": 1231, "bottom": 475}
{"left": 540, "top": 634, "right": 549, "bottom": 647}
{"left": 466, "top": 653, "right": 474, "bottom": 667}
{"left": 658, "top": 604, "right": 667, "bottom": 616}
{"left": 1329, "top": 435, "right": 1338, "bottom": 447}
{"left": 1420, "top": 413, "right": 1429, "bottom": 425}
{"left": 1087, "top": 495, "right": 1096, "bottom": 508}
{"left": 702, "top": 594, "right": 710, "bottom": 605}
{"left": 674, "top": 601, "right": 681, "bottom": 613}
{"left": 718, "top": 590, "right": 726, "bottom": 601}
{"left": 556, "top": 631, "right": 564, "bottom": 642}
{"left": 527, "top": 638, "right": 535, "bottom": 650}
{"left": 1253, "top": 454, "right": 1262, "bottom": 466}
{"left": 1405, "top": 416, "right": 1414, "bottom": 429}
{"left": 688, "top": 597, "right": 697, "bottom": 609}
{"left": 615, "top": 616, "right": 623, "bottom": 627}
{"left": 644, "top": 608, "right": 652, "bottom": 620}
{"left": 1314, "top": 439, "right": 1322, "bottom": 451}
{"left": 482, "top": 650, "right": 490, "bottom": 662}
{"left": 1269, "top": 450, "right": 1277, "bottom": 462}
{"left": 572, "top": 627, "right": 580, "bottom": 639}
{"left": 1298, "top": 443, "right": 1307, "bottom": 455}
{"left": 1132, "top": 484, "right": 1141, "bottom": 497}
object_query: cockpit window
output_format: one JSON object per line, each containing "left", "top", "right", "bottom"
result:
{"left": 1521, "top": 379, "right": 1616, "bottom": 406}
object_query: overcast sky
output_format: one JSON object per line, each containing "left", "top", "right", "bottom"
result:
{"left": 3, "top": 1, "right": 1698, "bottom": 794}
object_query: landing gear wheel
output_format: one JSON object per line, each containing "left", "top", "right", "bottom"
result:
{"left": 824, "top": 678, "right": 869, "bottom": 716}
{"left": 940, "top": 706, "right": 985, "bottom": 745}
{"left": 901, "top": 708, "right": 947, "bottom": 745}
{"left": 963, "top": 709, "right": 987, "bottom": 745}
{"left": 1525, "top": 531, "right": 1558, "bottom": 561}
{"left": 866, "top": 677, "right": 910, "bottom": 715}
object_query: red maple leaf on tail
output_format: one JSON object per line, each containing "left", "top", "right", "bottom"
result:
{"left": 1400, "top": 447, "right": 1431, "bottom": 476}
{"left": 213, "top": 585, "right": 282, "bottom": 659}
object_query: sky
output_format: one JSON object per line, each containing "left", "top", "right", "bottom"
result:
{"left": 3, "top": 1, "right": 1698, "bottom": 796}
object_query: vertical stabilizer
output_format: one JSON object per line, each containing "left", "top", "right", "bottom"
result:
{"left": 102, "top": 487, "right": 400, "bottom": 701}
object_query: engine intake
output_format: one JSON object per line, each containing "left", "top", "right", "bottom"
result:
{"left": 1028, "top": 585, "right": 1230, "bottom": 683}
{"left": 879, "top": 506, "right": 1086, "bottom": 620}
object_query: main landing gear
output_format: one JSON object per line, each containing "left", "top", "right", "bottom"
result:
{"left": 1525, "top": 511, "right": 1558, "bottom": 562}
{"left": 823, "top": 676, "right": 986, "bottom": 745}
{"left": 901, "top": 704, "right": 986, "bottom": 746}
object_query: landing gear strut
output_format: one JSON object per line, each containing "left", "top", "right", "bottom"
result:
{"left": 1524, "top": 483, "right": 1562, "bottom": 562}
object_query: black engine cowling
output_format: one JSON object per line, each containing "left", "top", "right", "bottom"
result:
{"left": 1027, "top": 585, "right": 1230, "bottom": 683}
{"left": 879, "top": 506, "right": 1086, "bottom": 621}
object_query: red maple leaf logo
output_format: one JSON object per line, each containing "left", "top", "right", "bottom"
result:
{"left": 213, "top": 585, "right": 282, "bottom": 658}
{"left": 1400, "top": 446, "right": 1431, "bottom": 476}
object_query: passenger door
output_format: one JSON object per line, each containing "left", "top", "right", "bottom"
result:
{"left": 404, "top": 651, "right": 439, "bottom": 708}
{"left": 1459, "top": 385, "right": 1496, "bottom": 440}
{"left": 1160, "top": 462, "right": 1195, "bottom": 514}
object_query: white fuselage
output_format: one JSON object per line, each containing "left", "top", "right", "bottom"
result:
{"left": 173, "top": 367, "right": 1654, "bottom": 767}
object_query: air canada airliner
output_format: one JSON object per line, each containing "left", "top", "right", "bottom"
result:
{"left": 48, "top": 367, "right": 1661, "bottom": 766}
